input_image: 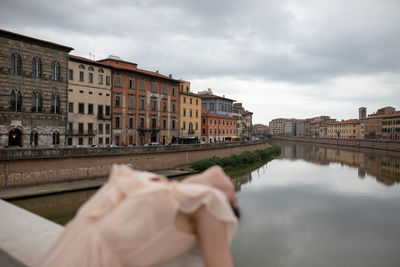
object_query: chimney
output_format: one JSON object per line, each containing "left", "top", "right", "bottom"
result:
{"left": 223, "top": 94, "right": 225, "bottom": 98}
{"left": 169, "top": 74, "right": 172, "bottom": 78}
{"left": 208, "top": 88, "right": 212, "bottom": 93}
{"left": 156, "top": 70, "right": 159, "bottom": 74}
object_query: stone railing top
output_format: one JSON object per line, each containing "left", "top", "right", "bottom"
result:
{"left": 0, "top": 140, "right": 269, "bottom": 161}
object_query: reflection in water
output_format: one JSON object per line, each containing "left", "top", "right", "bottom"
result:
{"left": 276, "top": 141, "right": 400, "bottom": 186}
{"left": 11, "top": 190, "right": 97, "bottom": 225}
{"left": 9, "top": 142, "right": 400, "bottom": 266}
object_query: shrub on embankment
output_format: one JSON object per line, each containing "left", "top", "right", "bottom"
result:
{"left": 190, "top": 145, "right": 281, "bottom": 172}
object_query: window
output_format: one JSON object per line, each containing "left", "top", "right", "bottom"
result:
{"left": 32, "top": 92, "right": 42, "bottom": 113}
{"left": 140, "top": 96, "right": 145, "bottom": 110}
{"left": 151, "top": 98, "right": 157, "bottom": 111}
{"left": 115, "top": 94, "right": 121, "bottom": 107}
{"left": 88, "top": 137, "right": 93, "bottom": 145}
{"left": 78, "top": 123, "right": 84, "bottom": 134}
{"left": 172, "top": 120, "right": 176, "bottom": 129}
{"left": 106, "top": 124, "right": 110, "bottom": 134}
{"left": 183, "top": 121, "right": 186, "bottom": 130}
{"left": 88, "top": 66, "right": 94, "bottom": 71}
{"left": 162, "top": 101, "right": 167, "bottom": 111}
{"left": 163, "top": 83, "right": 167, "bottom": 94}
{"left": 190, "top": 98, "right": 192, "bottom": 104}
{"left": 52, "top": 132, "right": 60, "bottom": 145}
{"left": 10, "top": 53, "right": 22, "bottom": 75}
{"left": 98, "top": 68, "right": 104, "bottom": 73}
{"left": 51, "top": 94, "right": 60, "bottom": 114}
{"left": 184, "top": 97, "right": 186, "bottom": 104}
{"left": 88, "top": 73, "right": 93, "bottom": 83}
{"left": 152, "top": 81, "right": 157, "bottom": 92}
{"left": 196, "top": 110, "right": 198, "bottom": 118}
{"left": 69, "top": 69, "right": 73, "bottom": 80}
{"left": 190, "top": 109, "right": 192, "bottom": 117}
{"left": 99, "top": 137, "right": 103, "bottom": 145}
{"left": 115, "top": 116, "right": 121, "bottom": 129}
{"left": 67, "top": 138, "right": 72, "bottom": 146}
{"left": 196, "top": 122, "right": 198, "bottom": 130}
{"left": 203, "top": 128, "right": 206, "bottom": 134}
{"left": 79, "top": 103, "right": 84, "bottom": 114}
{"left": 183, "top": 108, "right": 186, "bottom": 117}
{"left": 78, "top": 137, "right": 83, "bottom": 145}
{"left": 129, "top": 77, "right": 134, "bottom": 89}
{"left": 186, "top": 86, "right": 189, "bottom": 93}
{"left": 88, "top": 104, "right": 93, "bottom": 114}
{"left": 128, "top": 94, "right": 134, "bottom": 109}
{"left": 99, "top": 124, "right": 103, "bottom": 134}
{"left": 203, "top": 119, "right": 206, "bottom": 124}
{"left": 68, "top": 102, "right": 73, "bottom": 113}
{"left": 32, "top": 57, "right": 42, "bottom": 78}
{"left": 129, "top": 136, "right": 133, "bottom": 145}
{"left": 79, "top": 71, "right": 84, "bottom": 82}
{"left": 105, "top": 105, "right": 111, "bottom": 116}
{"left": 51, "top": 61, "right": 61, "bottom": 81}
{"left": 98, "top": 74, "right": 103, "bottom": 84}
{"left": 152, "top": 118, "right": 157, "bottom": 129}
{"left": 68, "top": 122, "right": 73, "bottom": 132}
{"left": 140, "top": 117, "right": 145, "bottom": 128}
{"left": 106, "top": 76, "right": 110, "bottom": 85}
{"left": 115, "top": 74, "right": 121, "bottom": 87}
{"left": 196, "top": 99, "right": 198, "bottom": 105}
{"left": 79, "top": 64, "right": 85, "bottom": 70}
{"left": 106, "top": 137, "right": 110, "bottom": 145}
{"left": 172, "top": 101, "right": 176, "bottom": 113}
{"left": 88, "top": 123, "right": 93, "bottom": 134}
{"left": 163, "top": 119, "right": 167, "bottom": 129}
{"left": 140, "top": 79, "right": 145, "bottom": 90}
{"left": 129, "top": 117, "right": 134, "bottom": 128}
{"left": 172, "top": 87, "right": 176, "bottom": 96}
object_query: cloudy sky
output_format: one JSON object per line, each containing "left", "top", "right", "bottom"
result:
{"left": 1, "top": 0, "right": 399, "bottom": 124}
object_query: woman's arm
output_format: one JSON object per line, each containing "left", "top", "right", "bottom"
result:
{"left": 194, "top": 205, "right": 234, "bottom": 267}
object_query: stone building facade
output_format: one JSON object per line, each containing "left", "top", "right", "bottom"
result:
{"left": 201, "top": 112, "right": 237, "bottom": 143}
{"left": 0, "top": 29, "right": 72, "bottom": 148}
{"left": 98, "top": 56, "right": 180, "bottom": 146}
{"left": 67, "top": 55, "right": 112, "bottom": 147}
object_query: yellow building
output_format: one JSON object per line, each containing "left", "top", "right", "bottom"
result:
{"left": 327, "top": 119, "right": 361, "bottom": 139}
{"left": 178, "top": 80, "right": 202, "bottom": 142}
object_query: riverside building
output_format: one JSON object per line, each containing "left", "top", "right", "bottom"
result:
{"left": 178, "top": 80, "right": 201, "bottom": 143}
{"left": 67, "top": 55, "right": 112, "bottom": 147}
{"left": 0, "top": 29, "right": 73, "bottom": 147}
{"left": 98, "top": 56, "right": 180, "bottom": 146}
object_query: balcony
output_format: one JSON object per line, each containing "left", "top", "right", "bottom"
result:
{"left": 66, "top": 130, "right": 97, "bottom": 136}
{"left": 97, "top": 114, "right": 111, "bottom": 120}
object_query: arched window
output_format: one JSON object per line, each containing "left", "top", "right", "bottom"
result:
{"left": 98, "top": 68, "right": 104, "bottom": 73}
{"left": 10, "top": 53, "right": 22, "bottom": 75}
{"left": 32, "top": 57, "right": 42, "bottom": 78}
{"left": 30, "top": 131, "right": 39, "bottom": 147}
{"left": 51, "top": 61, "right": 61, "bottom": 81}
{"left": 51, "top": 94, "right": 61, "bottom": 114}
{"left": 88, "top": 66, "right": 94, "bottom": 71}
{"left": 10, "top": 89, "right": 22, "bottom": 112}
{"left": 79, "top": 64, "right": 85, "bottom": 69}
{"left": 52, "top": 131, "right": 60, "bottom": 145}
{"left": 32, "top": 91, "right": 42, "bottom": 113}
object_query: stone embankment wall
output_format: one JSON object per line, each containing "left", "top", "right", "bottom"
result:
{"left": 272, "top": 136, "right": 400, "bottom": 152}
{"left": 0, "top": 141, "right": 270, "bottom": 188}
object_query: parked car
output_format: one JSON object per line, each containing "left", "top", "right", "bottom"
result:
{"left": 149, "top": 142, "right": 160, "bottom": 146}
{"left": 91, "top": 144, "right": 102, "bottom": 148}
{"left": 75, "top": 145, "right": 84, "bottom": 148}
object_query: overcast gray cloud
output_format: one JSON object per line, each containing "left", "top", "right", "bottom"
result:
{"left": 1, "top": 0, "right": 399, "bottom": 123}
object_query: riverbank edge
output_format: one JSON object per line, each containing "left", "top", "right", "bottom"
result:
{"left": 0, "top": 168, "right": 196, "bottom": 200}
{"left": 271, "top": 136, "right": 400, "bottom": 152}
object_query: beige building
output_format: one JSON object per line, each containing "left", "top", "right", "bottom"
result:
{"left": 67, "top": 55, "right": 112, "bottom": 147}
{"left": 326, "top": 119, "right": 361, "bottom": 139}
{"left": 178, "top": 80, "right": 201, "bottom": 142}
{"left": 269, "top": 118, "right": 289, "bottom": 135}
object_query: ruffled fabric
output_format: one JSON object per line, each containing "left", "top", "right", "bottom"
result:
{"left": 35, "top": 165, "right": 238, "bottom": 267}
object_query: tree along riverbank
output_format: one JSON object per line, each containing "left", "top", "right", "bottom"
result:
{"left": 190, "top": 145, "right": 282, "bottom": 172}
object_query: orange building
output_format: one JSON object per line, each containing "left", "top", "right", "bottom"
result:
{"left": 201, "top": 111, "right": 237, "bottom": 143}
{"left": 98, "top": 56, "right": 180, "bottom": 146}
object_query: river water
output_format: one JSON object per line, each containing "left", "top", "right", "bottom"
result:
{"left": 10, "top": 142, "right": 400, "bottom": 266}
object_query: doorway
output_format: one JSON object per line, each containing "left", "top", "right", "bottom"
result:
{"left": 9, "top": 129, "right": 22, "bottom": 147}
